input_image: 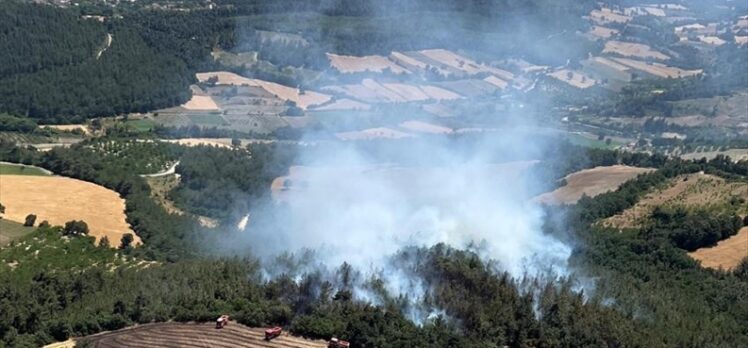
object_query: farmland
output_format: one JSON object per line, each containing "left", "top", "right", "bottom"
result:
{"left": 602, "top": 172, "right": 748, "bottom": 229}
{"left": 688, "top": 227, "right": 748, "bottom": 270}
{"left": 536, "top": 165, "right": 655, "bottom": 204}
{"left": 0, "top": 175, "right": 139, "bottom": 245}
{"left": 78, "top": 322, "right": 328, "bottom": 348}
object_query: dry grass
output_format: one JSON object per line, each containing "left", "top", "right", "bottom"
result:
{"left": 688, "top": 227, "right": 748, "bottom": 271}
{"left": 399, "top": 120, "right": 453, "bottom": 134}
{"left": 536, "top": 165, "right": 655, "bottom": 205}
{"left": 182, "top": 95, "right": 219, "bottom": 111}
{"left": 0, "top": 175, "right": 139, "bottom": 245}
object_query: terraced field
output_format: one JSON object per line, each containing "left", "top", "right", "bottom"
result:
{"left": 79, "top": 322, "right": 327, "bottom": 348}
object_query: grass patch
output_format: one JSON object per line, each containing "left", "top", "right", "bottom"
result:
{"left": 0, "top": 219, "right": 34, "bottom": 246}
{"left": 0, "top": 163, "right": 50, "bottom": 176}
{"left": 126, "top": 119, "right": 157, "bottom": 132}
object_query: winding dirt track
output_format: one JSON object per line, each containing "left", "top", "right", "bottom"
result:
{"left": 80, "top": 322, "right": 327, "bottom": 348}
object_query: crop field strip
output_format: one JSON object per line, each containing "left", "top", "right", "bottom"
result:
{"left": 81, "top": 322, "right": 327, "bottom": 348}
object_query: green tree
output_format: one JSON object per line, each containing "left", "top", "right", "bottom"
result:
{"left": 120, "top": 233, "right": 134, "bottom": 250}
{"left": 24, "top": 214, "right": 36, "bottom": 227}
{"left": 63, "top": 220, "right": 89, "bottom": 236}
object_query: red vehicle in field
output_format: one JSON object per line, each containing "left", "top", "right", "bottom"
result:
{"left": 265, "top": 326, "right": 282, "bottom": 340}
{"left": 328, "top": 337, "right": 350, "bottom": 348}
{"left": 215, "top": 315, "right": 229, "bottom": 329}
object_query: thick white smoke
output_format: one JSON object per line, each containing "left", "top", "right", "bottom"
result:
{"left": 237, "top": 130, "right": 573, "bottom": 318}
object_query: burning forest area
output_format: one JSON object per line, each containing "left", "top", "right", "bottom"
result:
{"left": 0, "top": 0, "right": 747, "bottom": 347}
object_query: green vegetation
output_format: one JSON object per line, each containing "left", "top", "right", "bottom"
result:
{"left": 0, "top": 163, "right": 49, "bottom": 176}
{"left": 0, "top": 219, "right": 34, "bottom": 246}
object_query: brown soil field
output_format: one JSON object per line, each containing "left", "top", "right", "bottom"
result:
{"left": 182, "top": 95, "right": 220, "bottom": 111}
{"left": 688, "top": 227, "right": 748, "bottom": 270}
{"left": 604, "top": 41, "right": 670, "bottom": 60}
{"left": 77, "top": 322, "right": 328, "bottom": 348}
{"left": 536, "top": 165, "right": 655, "bottom": 205}
{"left": 0, "top": 175, "right": 140, "bottom": 245}
{"left": 602, "top": 172, "right": 748, "bottom": 229}
{"left": 326, "top": 53, "right": 410, "bottom": 74}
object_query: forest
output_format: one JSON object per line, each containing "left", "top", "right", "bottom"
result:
{"left": 1, "top": 136, "right": 747, "bottom": 347}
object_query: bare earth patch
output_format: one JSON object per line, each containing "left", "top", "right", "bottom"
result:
{"left": 688, "top": 227, "right": 748, "bottom": 271}
{"left": 536, "top": 165, "right": 655, "bottom": 204}
{"left": 0, "top": 175, "right": 139, "bottom": 245}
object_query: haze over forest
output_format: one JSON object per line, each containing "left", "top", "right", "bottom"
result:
{"left": 0, "top": 0, "right": 747, "bottom": 347}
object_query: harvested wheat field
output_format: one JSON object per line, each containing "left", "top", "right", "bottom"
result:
{"left": 602, "top": 172, "right": 748, "bottom": 229}
{"left": 688, "top": 227, "right": 748, "bottom": 270}
{"left": 536, "top": 165, "right": 655, "bottom": 204}
{"left": 78, "top": 322, "right": 327, "bottom": 348}
{"left": 0, "top": 175, "right": 139, "bottom": 245}
{"left": 603, "top": 41, "right": 669, "bottom": 60}
{"left": 182, "top": 95, "right": 219, "bottom": 111}
{"left": 196, "top": 71, "right": 331, "bottom": 109}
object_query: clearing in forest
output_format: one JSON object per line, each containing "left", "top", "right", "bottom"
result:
{"left": 602, "top": 172, "right": 748, "bottom": 229}
{"left": 688, "top": 227, "right": 748, "bottom": 270}
{"left": 0, "top": 175, "right": 139, "bottom": 246}
{"left": 536, "top": 165, "right": 655, "bottom": 204}
{"left": 77, "top": 321, "right": 328, "bottom": 348}
{"left": 0, "top": 219, "right": 34, "bottom": 246}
